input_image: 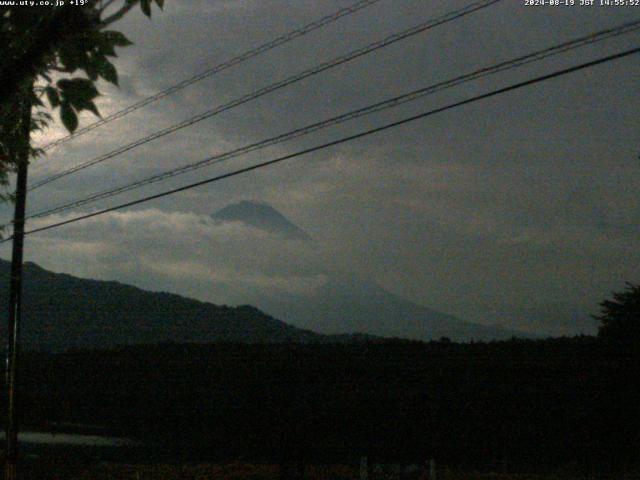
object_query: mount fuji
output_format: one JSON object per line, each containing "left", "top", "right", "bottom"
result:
{"left": 212, "top": 200, "right": 311, "bottom": 241}
{"left": 212, "top": 201, "right": 531, "bottom": 342}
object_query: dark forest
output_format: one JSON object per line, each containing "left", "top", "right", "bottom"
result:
{"left": 11, "top": 335, "right": 639, "bottom": 475}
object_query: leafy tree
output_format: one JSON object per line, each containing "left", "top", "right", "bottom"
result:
{"left": 595, "top": 282, "right": 640, "bottom": 347}
{"left": 0, "top": 0, "right": 165, "bottom": 199}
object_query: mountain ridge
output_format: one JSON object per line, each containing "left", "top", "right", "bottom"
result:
{"left": 209, "top": 201, "right": 533, "bottom": 341}
{"left": 0, "top": 201, "right": 535, "bottom": 348}
{"left": 254, "top": 273, "right": 534, "bottom": 342}
{"left": 0, "top": 259, "right": 378, "bottom": 351}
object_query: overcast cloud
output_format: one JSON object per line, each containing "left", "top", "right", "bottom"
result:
{"left": 1, "top": 0, "right": 639, "bottom": 336}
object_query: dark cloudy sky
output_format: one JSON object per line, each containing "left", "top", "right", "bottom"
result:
{"left": 2, "top": 0, "right": 639, "bottom": 336}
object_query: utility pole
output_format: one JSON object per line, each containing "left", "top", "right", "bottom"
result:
{"left": 4, "top": 97, "right": 32, "bottom": 480}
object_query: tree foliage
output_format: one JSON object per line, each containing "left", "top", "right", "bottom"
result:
{"left": 13, "top": 337, "right": 640, "bottom": 471}
{"left": 0, "top": 0, "right": 164, "bottom": 193}
{"left": 596, "top": 282, "right": 640, "bottom": 347}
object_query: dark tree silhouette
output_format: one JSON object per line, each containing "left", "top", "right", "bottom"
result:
{"left": 596, "top": 283, "right": 640, "bottom": 348}
{"left": 0, "top": 0, "right": 165, "bottom": 198}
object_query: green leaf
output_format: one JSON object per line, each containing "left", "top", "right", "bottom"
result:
{"left": 140, "top": 0, "right": 152, "bottom": 17}
{"left": 84, "top": 55, "right": 99, "bottom": 81}
{"left": 58, "top": 78, "right": 101, "bottom": 118}
{"left": 44, "top": 86, "right": 60, "bottom": 108}
{"left": 58, "top": 48, "right": 79, "bottom": 72}
{"left": 97, "top": 59, "right": 118, "bottom": 86}
{"left": 60, "top": 102, "right": 78, "bottom": 133}
{"left": 58, "top": 42, "right": 88, "bottom": 73}
{"left": 101, "top": 31, "right": 133, "bottom": 47}
{"left": 31, "top": 95, "right": 44, "bottom": 108}
{"left": 58, "top": 78, "right": 99, "bottom": 102}
{"left": 98, "top": 40, "right": 116, "bottom": 57}
{"left": 83, "top": 100, "right": 101, "bottom": 118}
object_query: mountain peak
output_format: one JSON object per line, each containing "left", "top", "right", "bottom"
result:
{"left": 212, "top": 201, "right": 310, "bottom": 241}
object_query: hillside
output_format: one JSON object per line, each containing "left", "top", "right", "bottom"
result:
{"left": 0, "top": 200, "right": 535, "bottom": 349}
{"left": 256, "top": 274, "right": 532, "bottom": 342}
{"left": 0, "top": 259, "right": 328, "bottom": 351}
{"left": 212, "top": 201, "right": 533, "bottom": 341}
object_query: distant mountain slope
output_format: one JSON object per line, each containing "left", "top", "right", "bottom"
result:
{"left": 0, "top": 200, "right": 534, "bottom": 350}
{"left": 0, "top": 260, "right": 333, "bottom": 351}
{"left": 212, "top": 200, "right": 310, "bottom": 240}
{"left": 255, "top": 275, "right": 534, "bottom": 342}
{"left": 210, "top": 201, "right": 533, "bottom": 341}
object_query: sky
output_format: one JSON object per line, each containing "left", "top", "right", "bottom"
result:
{"left": 1, "top": 0, "right": 639, "bottom": 336}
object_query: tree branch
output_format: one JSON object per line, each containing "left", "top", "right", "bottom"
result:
{"left": 0, "top": 9, "right": 73, "bottom": 119}
{"left": 100, "top": 0, "right": 139, "bottom": 27}
{"left": 99, "top": 0, "right": 119, "bottom": 14}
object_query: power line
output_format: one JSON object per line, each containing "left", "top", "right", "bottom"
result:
{"left": 37, "top": 0, "right": 385, "bottom": 152}
{"left": 24, "top": 19, "right": 640, "bottom": 221}
{"left": 31, "top": 0, "right": 499, "bottom": 189}
{"left": 9, "top": 45, "right": 638, "bottom": 241}
{"left": 29, "top": 0, "right": 501, "bottom": 191}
